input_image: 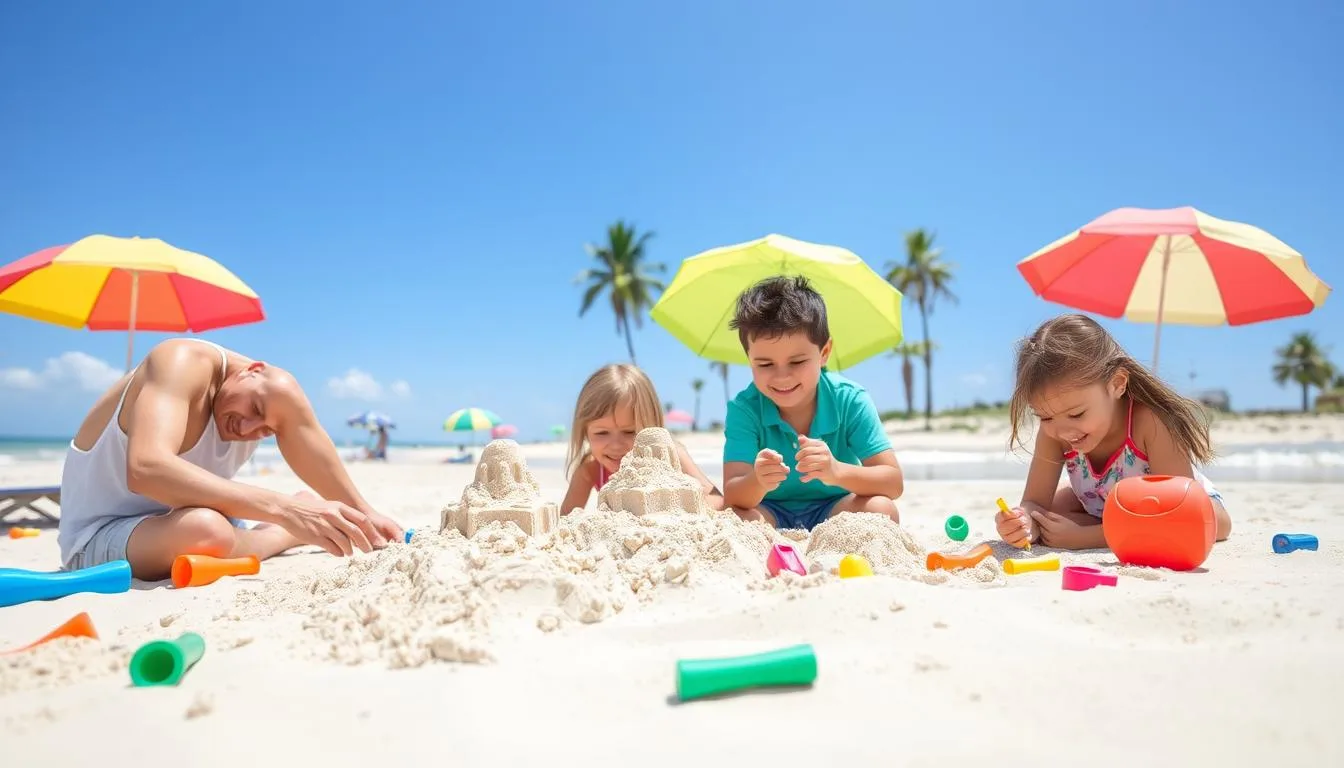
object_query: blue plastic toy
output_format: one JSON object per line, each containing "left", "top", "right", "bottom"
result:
{"left": 404, "top": 528, "right": 415, "bottom": 544}
{"left": 1272, "top": 533, "right": 1318, "bottom": 554}
{"left": 0, "top": 560, "right": 133, "bottom": 608}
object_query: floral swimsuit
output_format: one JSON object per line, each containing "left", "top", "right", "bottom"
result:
{"left": 1064, "top": 399, "right": 1219, "bottom": 518}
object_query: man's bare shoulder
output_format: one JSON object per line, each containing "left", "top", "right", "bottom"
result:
{"left": 139, "top": 340, "right": 221, "bottom": 388}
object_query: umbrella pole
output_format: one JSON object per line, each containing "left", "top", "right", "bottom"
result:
{"left": 125, "top": 270, "right": 140, "bottom": 373}
{"left": 1151, "top": 236, "right": 1172, "bottom": 374}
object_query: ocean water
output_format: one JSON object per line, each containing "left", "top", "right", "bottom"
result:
{"left": 4, "top": 437, "right": 1343, "bottom": 483}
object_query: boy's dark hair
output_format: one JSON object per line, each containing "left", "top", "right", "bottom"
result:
{"left": 729, "top": 275, "right": 830, "bottom": 351}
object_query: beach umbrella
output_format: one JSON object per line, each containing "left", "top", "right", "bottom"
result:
{"left": 443, "top": 407, "right": 502, "bottom": 433}
{"left": 649, "top": 233, "right": 903, "bottom": 370}
{"left": 1017, "top": 206, "right": 1331, "bottom": 372}
{"left": 665, "top": 408, "right": 694, "bottom": 425}
{"left": 347, "top": 410, "right": 395, "bottom": 430}
{"left": 0, "top": 235, "right": 265, "bottom": 372}
{"left": 491, "top": 424, "right": 519, "bottom": 439}
{"left": 549, "top": 424, "right": 566, "bottom": 438}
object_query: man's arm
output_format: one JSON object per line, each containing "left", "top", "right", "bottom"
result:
{"left": 270, "top": 375, "right": 402, "bottom": 542}
{"left": 125, "top": 346, "right": 288, "bottom": 521}
{"left": 269, "top": 376, "right": 377, "bottom": 515}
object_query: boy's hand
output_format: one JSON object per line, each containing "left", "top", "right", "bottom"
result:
{"left": 996, "top": 505, "right": 1034, "bottom": 549}
{"left": 753, "top": 449, "right": 789, "bottom": 492}
{"left": 795, "top": 436, "right": 838, "bottom": 485}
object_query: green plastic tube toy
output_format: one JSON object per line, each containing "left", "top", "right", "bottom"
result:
{"left": 129, "top": 632, "right": 206, "bottom": 687}
{"left": 676, "top": 644, "right": 817, "bottom": 702}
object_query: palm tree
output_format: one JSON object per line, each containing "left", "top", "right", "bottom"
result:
{"left": 690, "top": 378, "right": 704, "bottom": 431}
{"left": 888, "top": 340, "right": 933, "bottom": 419}
{"left": 576, "top": 220, "right": 666, "bottom": 363}
{"left": 1272, "top": 331, "right": 1335, "bottom": 412}
{"left": 710, "top": 361, "right": 730, "bottom": 405}
{"left": 886, "top": 229, "right": 957, "bottom": 430}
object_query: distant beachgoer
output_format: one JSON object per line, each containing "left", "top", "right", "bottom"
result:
{"left": 996, "top": 313, "right": 1231, "bottom": 551}
{"left": 364, "top": 425, "right": 389, "bottom": 460}
{"left": 59, "top": 338, "right": 403, "bottom": 580}
{"left": 721, "top": 276, "right": 904, "bottom": 530}
{"left": 560, "top": 364, "right": 724, "bottom": 514}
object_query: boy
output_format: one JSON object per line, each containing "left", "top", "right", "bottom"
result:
{"left": 722, "top": 275, "right": 904, "bottom": 530}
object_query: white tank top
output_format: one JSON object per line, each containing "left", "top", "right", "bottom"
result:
{"left": 58, "top": 339, "right": 259, "bottom": 566}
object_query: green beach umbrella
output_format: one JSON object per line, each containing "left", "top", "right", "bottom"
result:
{"left": 443, "top": 407, "right": 502, "bottom": 432}
{"left": 649, "top": 233, "right": 903, "bottom": 370}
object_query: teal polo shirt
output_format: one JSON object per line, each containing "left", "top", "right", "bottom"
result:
{"left": 723, "top": 371, "right": 892, "bottom": 509}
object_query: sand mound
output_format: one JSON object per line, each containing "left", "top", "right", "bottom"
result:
{"left": 211, "top": 506, "right": 1007, "bottom": 670}
{"left": 441, "top": 439, "right": 559, "bottom": 537}
{"left": 806, "top": 512, "right": 1005, "bottom": 585}
{"left": 597, "top": 428, "right": 706, "bottom": 516}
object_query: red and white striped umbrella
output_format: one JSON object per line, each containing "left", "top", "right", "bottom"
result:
{"left": 1017, "top": 206, "right": 1330, "bottom": 371}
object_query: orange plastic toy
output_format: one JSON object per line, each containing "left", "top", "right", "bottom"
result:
{"left": 1102, "top": 475, "right": 1215, "bottom": 571}
{"left": 926, "top": 542, "right": 993, "bottom": 571}
{"left": 7, "top": 527, "right": 40, "bottom": 539}
{"left": 4, "top": 612, "right": 99, "bottom": 654}
{"left": 171, "top": 554, "right": 260, "bottom": 588}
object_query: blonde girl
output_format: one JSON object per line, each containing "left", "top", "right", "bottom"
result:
{"left": 560, "top": 364, "right": 724, "bottom": 514}
{"left": 997, "top": 314, "right": 1232, "bottom": 551}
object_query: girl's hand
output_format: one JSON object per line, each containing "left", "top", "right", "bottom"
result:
{"left": 996, "top": 506, "right": 1034, "bottom": 548}
{"left": 1029, "top": 509, "right": 1089, "bottom": 549}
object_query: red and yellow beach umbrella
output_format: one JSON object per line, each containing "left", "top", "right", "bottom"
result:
{"left": 1017, "top": 206, "right": 1330, "bottom": 372}
{"left": 0, "top": 234, "right": 265, "bottom": 371}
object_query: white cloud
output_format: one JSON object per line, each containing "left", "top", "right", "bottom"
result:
{"left": 326, "top": 369, "right": 412, "bottom": 401}
{"left": 0, "top": 351, "right": 122, "bottom": 392}
{"left": 960, "top": 372, "right": 989, "bottom": 388}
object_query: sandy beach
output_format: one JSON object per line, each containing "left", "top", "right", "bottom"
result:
{"left": 2, "top": 423, "right": 1342, "bottom": 766}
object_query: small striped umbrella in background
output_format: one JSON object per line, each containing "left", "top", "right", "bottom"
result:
{"left": 491, "top": 424, "right": 519, "bottom": 439}
{"left": 665, "top": 409, "right": 694, "bottom": 430}
{"left": 549, "top": 424, "right": 566, "bottom": 441}
{"left": 444, "top": 407, "right": 502, "bottom": 444}
{"left": 348, "top": 411, "right": 395, "bottom": 430}
{"left": 1017, "top": 206, "right": 1331, "bottom": 373}
{"left": 0, "top": 235, "right": 265, "bottom": 372}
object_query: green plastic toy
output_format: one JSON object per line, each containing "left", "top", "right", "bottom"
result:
{"left": 129, "top": 632, "right": 206, "bottom": 687}
{"left": 676, "top": 643, "right": 817, "bottom": 702}
{"left": 945, "top": 515, "right": 969, "bottom": 541}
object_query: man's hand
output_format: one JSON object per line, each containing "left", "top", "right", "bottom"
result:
{"left": 753, "top": 449, "right": 789, "bottom": 492}
{"left": 795, "top": 436, "right": 838, "bottom": 485}
{"left": 276, "top": 494, "right": 385, "bottom": 557}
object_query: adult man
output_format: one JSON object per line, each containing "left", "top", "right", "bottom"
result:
{"left": 59, "top": 338, "right": 403, "bottom": 580}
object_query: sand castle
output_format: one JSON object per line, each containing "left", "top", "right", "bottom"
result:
{"left": 441, "top": 440, "right": 559, "bottom": 537}
{"left": 596, "top": 427, "right": 707, "bottom": 516}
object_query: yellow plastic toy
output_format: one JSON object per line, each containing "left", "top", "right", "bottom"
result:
{"left": 838, "top": 554, "right": 873, "bottom": 579}
{"left": 1003, "top": 555, "right": 1060, "bottom": 575}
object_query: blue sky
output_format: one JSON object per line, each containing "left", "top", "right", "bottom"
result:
{"left": 1, "top": 1, "right": 1341, "bottom": 443}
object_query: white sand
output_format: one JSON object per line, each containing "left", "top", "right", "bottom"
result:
{"left": 2, "top": 435, "right": 1343, "bottom": 765}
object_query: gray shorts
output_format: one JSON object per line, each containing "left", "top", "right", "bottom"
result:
{"left": 64, "top": 511, "right": 260, "bottom": 571}
{"left": 64, "top": 511, "right": 164, "bottom": 571}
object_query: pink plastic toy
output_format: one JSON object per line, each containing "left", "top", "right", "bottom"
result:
{"left": 766, "top": 543, "right": 807, "bottom": 577}
{"left": 1061, "top": 566, "right": 1118, "bottom": 592}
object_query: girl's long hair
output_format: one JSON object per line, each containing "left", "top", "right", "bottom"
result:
{"left": 1008, "top": 314, "right": 1213, "bottom": 464}
{"left": 565, "top": 364, "right": 665, "bottom": 477}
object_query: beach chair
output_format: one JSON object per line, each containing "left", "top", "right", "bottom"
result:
{"left": 0, "top": 485, "right": 61, "bottom": 524}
